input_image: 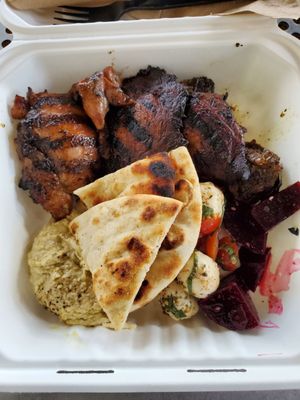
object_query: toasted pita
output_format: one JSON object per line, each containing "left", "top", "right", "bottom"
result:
{"left": 132, "top": 147, "right": 202, "bottom": 311}
{"left": 70, "top": 194, "right": 182, "bottom": 330}
{"left": 74, "top": 146, "right": 202, "bottom": 312}
{"left": 74, "top": 152, "right": 177, "bottom": 208}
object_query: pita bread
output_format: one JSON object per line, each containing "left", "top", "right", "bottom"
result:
{"left": 70, "top": 194, "right": 182, "bottom": 330}
{"left": 74, "top": 152, "right": 177, "bottom": 208}
{"left": 132, "top": 147, "right": 202, "bottom": 311}
{"left": 74, "top": 146, "right": 202, "bottom": 312}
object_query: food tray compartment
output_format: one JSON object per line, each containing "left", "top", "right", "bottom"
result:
{"left": 0, "top": 17, "right": 300, "bottom": 391}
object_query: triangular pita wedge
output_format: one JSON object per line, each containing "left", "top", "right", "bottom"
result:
{"left": 74, "top": 146, "right": 202, "bottom": 312}
{"left": 74, "top": 151, "right": 177, "bottom": 207}
{"left": 70, "top": 194, "right": 182, "bottom": 330}
{"left": 132, "top": 147, "right": 202, "bottom": 311}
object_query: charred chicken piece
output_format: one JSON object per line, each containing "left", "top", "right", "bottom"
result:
{"left": 13, "top": 90, "right": 99, "bottom": 220}
{"left": 229, "top": 140, "right": 282, "bottom": 202}
{"left": 182, "top": 76, "right": 215, "bottom": 95}
{"left": 18, "top": 146, "right": 73, "bottom": 220}
{"left": 11, "top": 94, "right": 30, "bottom": 119}
{"left": 184, "top": 92, "right": 250, "bottom": 184}
{"left": 71, "top": 66, "right": 133, "bottom": 130}
{"left": 105, "top": 66, "right": 188, "bottom": 171}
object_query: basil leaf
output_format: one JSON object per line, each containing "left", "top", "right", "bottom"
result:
{"left": 187, "top": 253, "right": 198, "bottom": 295}
{"left": 202, "top": 204, "right": 215, "bottom": 218}
{"left": 224, "top": 244, "right": 235, "bottom": 256}
{"left": 163, "top": 295, "right": 186, "bottom": 319}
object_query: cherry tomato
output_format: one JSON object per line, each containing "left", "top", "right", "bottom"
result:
{"left": 216, "top": 236, "right": 240, "bottom": 271}
{"left": 200, "top": 215, "right": 222, "bottom": 236}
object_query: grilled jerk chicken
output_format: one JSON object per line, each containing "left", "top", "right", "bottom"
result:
{"left": 229, "top": 140, "right": 282, "bottom": 202}
{"left": 13, "top": 90, "right": 99, "bottom": 220}
{"left": 71, "top": 66, "right": 133, "bottom": 130}
{"left": 182, "top": 76, "right": 215, "bottom": 95}
{"left": 182, "top": 77, "right": 281, "bottom": 200}
{"left": 105, "top": 67, "right": 188, "bottom": 171}
{"left": 183, "top": 91, "right": 250, "bottom": 184}
{"left": 12, "top": 65, "right": 283, "bottom": 219}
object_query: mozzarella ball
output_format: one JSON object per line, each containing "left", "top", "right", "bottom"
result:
{"left": 200, "top": 182, "right": 225, "bottom": 236}
{"left": 200, "top": 182, "right": 225, "bottom": 216}
{"left": 177, "top": 250, "right": 220, "bottom": 299}
{"left": 159, "top": 281, "right": 199, "bottom": 321}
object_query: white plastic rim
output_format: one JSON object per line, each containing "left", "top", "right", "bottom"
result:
{"left": 0, "top": 14, "right": 300, "bottom": 392}
{"left": 0, "top": 0, "right": 284, "bottom": 40}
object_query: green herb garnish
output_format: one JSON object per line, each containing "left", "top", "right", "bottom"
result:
{"left": 202, "top": 204, "right": 215, "bottom": 218}
{"left": 187, "top": 253, "right": 198, "bottom": 295}
{"left": 230, "top": 255, "right": 239, "bottom": 265}
{"left": 224, "top": 244, "right": 235, "bottom": 256}
{"left": 163, "top": 295, "right": 186, "bottom": 319}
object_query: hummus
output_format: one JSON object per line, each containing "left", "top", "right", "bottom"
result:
{"left": 28, "top": 212, "right": 110, "bottom": 327}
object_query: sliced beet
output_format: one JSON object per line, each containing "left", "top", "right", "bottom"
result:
{"left": 236, "top": 247, "right": 271, "bottom": 292}
{"left": 251, "top": 182, "right": 300, "bottom": 232}
{"left": 223, "top": 202, "right": 267, "bottom": 254}
{"left": 198, "top": 275, "right": 259, "bottom": 331}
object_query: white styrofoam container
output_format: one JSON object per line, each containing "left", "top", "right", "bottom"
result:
{"left": 0, "top": 3, "right": 300, "bottom": 392}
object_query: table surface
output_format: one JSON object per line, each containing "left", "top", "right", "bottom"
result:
{"left": 0, "top": 391, "right": 300, "bottom": 399}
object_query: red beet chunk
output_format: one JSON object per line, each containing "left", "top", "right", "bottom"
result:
{"left": 198, "top": 275, "right": 259, "bottom": 331}
{"left": 251, "top": 182, "right": 300, "bottom": 232}
{"left": 236, "top": 247, "right": 271, "bottom": 292}
{"left": 223, "top": 202, "right": 267, "bottom": 254}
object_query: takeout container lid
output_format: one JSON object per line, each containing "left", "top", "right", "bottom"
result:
{"left": 0, "top": 0, "right": 300, "bottom": 393}
{"left": 0, "top": 0, "right": 285, "bottom": 40}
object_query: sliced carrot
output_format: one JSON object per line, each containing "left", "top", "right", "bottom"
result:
{"left": 197, "top": 230, "right": 219, "bottom": 261}
{"left": 205, "top": 230, "right": 219, "bottom": 260}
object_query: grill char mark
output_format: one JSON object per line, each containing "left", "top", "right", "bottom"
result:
{"left": 149, "top": 160, "right": 175, "bottom": 179}
{"left": 30, "top": 94, "right": 77, "bottom": 109}
{"left": 22, "top": 112, "right": 90, "bottom": 130}
{"left": 122, "top": 107, "right": 153, "bottom": 148}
